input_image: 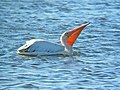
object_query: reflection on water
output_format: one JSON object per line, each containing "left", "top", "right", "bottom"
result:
{"left": 0, "top": 0, "right": 120, "bottom": 89}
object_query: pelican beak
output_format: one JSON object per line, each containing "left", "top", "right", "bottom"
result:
{"left": 67, "top": 22, "right": 90, "bottom": 46}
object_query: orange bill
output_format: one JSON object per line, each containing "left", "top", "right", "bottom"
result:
{"left": 67, "top": 22, "right": 90, "bottom": 46}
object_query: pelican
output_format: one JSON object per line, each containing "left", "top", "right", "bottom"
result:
{"left": 17, "top": 22, "right": 90, "bottom": 56}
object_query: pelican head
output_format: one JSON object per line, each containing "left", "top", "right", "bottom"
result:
{"left": 60, "top": 22, "right": 90, "bottom": 53}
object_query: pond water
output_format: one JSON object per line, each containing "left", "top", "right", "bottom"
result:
{"left": 0, "top": 0, "right": 120, "bottom": 90}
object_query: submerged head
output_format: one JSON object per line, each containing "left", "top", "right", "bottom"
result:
{"left": 60, "top": 22, "right": 90, "bottom": 52}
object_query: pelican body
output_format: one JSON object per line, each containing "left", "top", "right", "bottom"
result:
{"left": 17, "top": 22, "right": 90, "bottom": 56}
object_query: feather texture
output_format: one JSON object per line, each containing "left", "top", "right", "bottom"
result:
{"left": 18, "top": 39, "right": 65, "bottom": 55}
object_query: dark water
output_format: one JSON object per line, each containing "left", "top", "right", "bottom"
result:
{"left": 0, "top": 0, "right": 120, "bottom": 90}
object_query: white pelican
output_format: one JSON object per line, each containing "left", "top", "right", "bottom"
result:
{"left": 17, "top": 22, "right": 90, "bottom": 56}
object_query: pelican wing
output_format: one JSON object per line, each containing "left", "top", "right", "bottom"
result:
{"left": 18, "top": 39, "right": 64, "bottom": 55}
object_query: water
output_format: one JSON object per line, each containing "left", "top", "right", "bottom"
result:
{"left": 0, "top": 0, "right": 120, "bottom": 89}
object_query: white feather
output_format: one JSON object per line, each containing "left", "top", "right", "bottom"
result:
{"left": 17, "top": 39, "right": 65, "bottom": 55}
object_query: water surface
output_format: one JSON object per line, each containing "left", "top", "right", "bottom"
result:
{"left": 0, "top": 0, "right": 120, "bottom": 89}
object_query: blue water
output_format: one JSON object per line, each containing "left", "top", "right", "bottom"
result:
{"left": 0, "top": 0, "right": 120, "bottom": 90}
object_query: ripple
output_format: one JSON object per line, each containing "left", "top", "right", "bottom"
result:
{"left": 20, "top": 83, "right": 39, "bottom": 89}
{"left": 0, "top": 0, "right": 120, "bottom": 89}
